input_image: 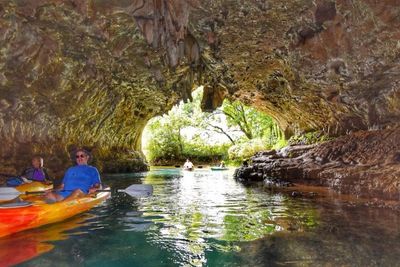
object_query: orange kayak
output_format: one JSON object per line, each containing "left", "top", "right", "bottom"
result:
{"left": 0, "top": 189, "right": 110, "bottom": 238}
{"left": 15, "top": 181, "right": 53, "bottom": 192}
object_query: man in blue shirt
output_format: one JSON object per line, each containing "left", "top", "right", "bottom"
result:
{"left": 46, "top": 149, "right": 101, "bottom": 202}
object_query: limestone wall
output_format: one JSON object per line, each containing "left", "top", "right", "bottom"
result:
{"left": 0, "top": 0, "right": 399, "bottom": 177}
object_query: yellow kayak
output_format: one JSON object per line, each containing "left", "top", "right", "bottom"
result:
{"left": 15, "top": 181, "right": 53, "bottom": 193}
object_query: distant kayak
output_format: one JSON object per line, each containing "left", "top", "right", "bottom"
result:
{"left": 210, "top": 167, "right": 228, "bottom": 171}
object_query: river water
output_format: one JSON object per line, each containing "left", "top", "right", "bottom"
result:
{"left": 2, "top": 168, "right": 400, "bottom": 266}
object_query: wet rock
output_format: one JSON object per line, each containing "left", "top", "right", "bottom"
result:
{"left": 235, "top": 127, "right": 400, "bottom": 200}
{"left": 263, "top": 177, "right": 293, "bottom": 188}
{"left": 315, "top": 1, "right": 337, "bottom": 26}
{"left": 233, "top": 166, "right": 254, "bottom": 182}
{"left": 258, "top": 150, "right": 277, "bottom": 156}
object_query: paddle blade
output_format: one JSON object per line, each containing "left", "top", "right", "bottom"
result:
{"left": 0, "top": 187, "right": 21, "bottom": 201}
{"left": 121, "top": 184, "right": 153, "bottom": 198}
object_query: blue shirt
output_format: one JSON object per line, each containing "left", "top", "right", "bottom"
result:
{"left": 62, "top": 165, "right": 101, "bottom": 194}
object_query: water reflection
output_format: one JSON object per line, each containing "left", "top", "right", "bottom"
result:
{"left": 9, "top": 168, "right": 400, "bottom": 267}
{"left": 135, "top": 168, "right": 318, "bottom": 266}
{"left": 0, "top": 214, "right": 92, "bottom": 267}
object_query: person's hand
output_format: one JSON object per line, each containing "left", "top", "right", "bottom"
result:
{"left": 44, "top": 189, "right": 53, "bottom": 194}
{"left": 88, "top": 187, "right": 97, "bottom": 194}
{"left": 21, "top": 177, "right": 32, "bottom": 183}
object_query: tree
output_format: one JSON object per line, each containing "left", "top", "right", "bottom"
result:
{"left": 222, "top": 100, "right": 278, "bottom": 141}
{"left": 182, "top": 88, "right": 242, "bottom": 145}
{"left": 143, "top": 87, "right": 283, "bottom": 164}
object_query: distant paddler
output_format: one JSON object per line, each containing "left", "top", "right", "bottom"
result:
{"left": 183, "top": 159, "right": 194, "bottom": 171}
{"left": 210, "top": 161, "right": 228, "bottom": 171}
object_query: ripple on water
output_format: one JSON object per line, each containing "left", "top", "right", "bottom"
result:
{"left": 14, "top": 168, "right": 400, "bottom": 267}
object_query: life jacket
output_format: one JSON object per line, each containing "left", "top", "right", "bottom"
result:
{"left": 20, "top": 167, "right": 50, "bottom": 182}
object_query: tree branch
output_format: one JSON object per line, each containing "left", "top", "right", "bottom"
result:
{"left": 206, "top": 122, "right": 236, "bottom": 145}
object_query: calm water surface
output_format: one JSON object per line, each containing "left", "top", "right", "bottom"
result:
{"left": 2, "top": 168, "right": 400, "bottom": 266}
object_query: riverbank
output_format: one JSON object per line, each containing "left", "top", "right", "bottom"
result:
{"left": 234, "top": 126, "right": 400, "bottom": 201}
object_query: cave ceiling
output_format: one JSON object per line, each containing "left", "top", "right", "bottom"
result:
{"left": 0, "top": 0, "right": 399, "bottom": 171}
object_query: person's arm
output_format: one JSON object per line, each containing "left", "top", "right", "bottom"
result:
{"left": 43, "top": 168, "right": 53, "bottom": 184}
{"left": 56, "top": 169, "right": 69, "bottom": 190}
{"left": 18, "top": 168, "right": 32, "bottom": 183}
{"left": 53, "top": 171, "right": 66, "bottom": 190}
{"left": 54, "top": 183, "right": 64, "bottom": 191}
{"left": 88, "top": 168, "right": 102, "bottom": 194}
{"left": 43, "top": 168, "right": 49, "bottom": 180}
{"left": 20, "top": 168, "right": 29, "bottom": 179}
{"left": 89, "top": 183, "right": 101, "bottom": 194}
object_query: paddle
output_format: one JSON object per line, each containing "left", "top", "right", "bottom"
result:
{"left": 0, "top": 184, "right": 153, "bottom": 201}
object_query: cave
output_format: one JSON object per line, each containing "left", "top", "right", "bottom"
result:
{"left": 0, "top": 0, "right": 399, "bottom": 199}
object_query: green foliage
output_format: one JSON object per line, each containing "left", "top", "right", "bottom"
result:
{"left": 146, "top": 126, "right": 180, "bottom": 162}
{"left": 222, "top": 100, "right": 277, "bottom": 140}
{"left": 144, "top": 87, "right": 286, "bottom": 165}
{"left": 272, "top": 138, "right": 288, "bottom": 150}
{"left": 145, "top": 115, "right": 229, "bottom": 164}
{"left": 228, "top": 138, "right": 269, "bottom": 161}
{"left": 288, "top": 131, "right": 332, "bottom": 146}
{"left": 182, "top": 142, "right": 230, "bottom": 163}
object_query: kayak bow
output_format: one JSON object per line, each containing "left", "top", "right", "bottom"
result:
{"left": 210, "top": 167, "right": 229, "bottom": 171}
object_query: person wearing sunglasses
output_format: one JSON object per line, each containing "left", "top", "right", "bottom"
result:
{"left": 46, "top": 148, "right": 101, "bottom": 202}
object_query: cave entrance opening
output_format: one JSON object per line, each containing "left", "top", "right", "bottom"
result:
{"left": 141, "top": 87, "right": 284, "bottom": 166}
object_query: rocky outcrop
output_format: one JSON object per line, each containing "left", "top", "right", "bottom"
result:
{"left": 0, "top": 1, "right": 214, "bottom": 174}
{"left": 0, "top": 0, "right": 399, "bottom": 188}
{"left": 195, "top": 0, "right": 400, "bottom": 137}
{"left": 234, "top": 126, "right": 400, "bottom": 200}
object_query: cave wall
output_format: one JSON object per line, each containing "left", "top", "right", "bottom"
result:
{"left": 0, "top": 0, "right": 399, "bottom": 175}
{"left": 0, "top": 0, "right": 205, "bottom": 174}
{"left": 193, "top": 0, "right": 400, "bottom": 136}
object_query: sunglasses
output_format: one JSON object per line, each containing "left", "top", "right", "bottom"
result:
{"left": 76, "top": 154, "right": 86, "bottom": 158}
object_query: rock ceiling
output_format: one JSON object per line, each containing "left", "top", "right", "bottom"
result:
{"left": 0, "top": 0, "right": 399, "bottom": 173}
